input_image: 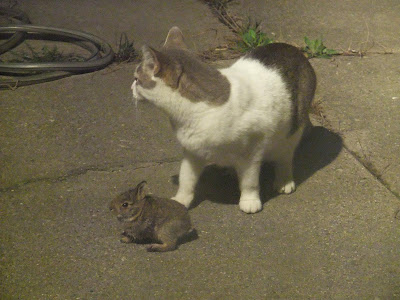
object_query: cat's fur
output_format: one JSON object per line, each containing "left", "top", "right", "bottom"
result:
{"left": 132, "top": 27, "right": 316, "bottom": 213}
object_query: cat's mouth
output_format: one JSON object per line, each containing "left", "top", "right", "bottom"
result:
{"left": 131, "top": 79, "right": 147, "bottom": 105}
{"left": 133, "top": 78, "right": 148, "bottom": 98}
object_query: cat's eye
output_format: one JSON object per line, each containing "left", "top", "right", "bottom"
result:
{"left": 122, "top": 202, "right": 129, "bottom": 207}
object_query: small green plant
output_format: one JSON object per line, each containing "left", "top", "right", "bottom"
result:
{"left": 8, "top": 43, "right": 85, "bottom": 63}
{"left": 303, "top": 36, "right": 338, "bottom": 58}
{"left": 114, "top": 33, "right": 137, "bottom": 63}
{"left": 236, "top": 20, "right": 274, "bottom": 52}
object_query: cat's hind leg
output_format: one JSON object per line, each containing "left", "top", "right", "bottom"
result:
{"left": 273, "top": 159, "right": 296, "bottom": 194}
{"left": 272, "top": 126, "right": 305, "bottom": 194}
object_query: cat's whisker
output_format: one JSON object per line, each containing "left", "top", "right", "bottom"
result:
{"left": 130, "top": 79, "right": 142, "bottom": 119}
{"left": 128, "top": 95, "right": 140, "bottom": 121}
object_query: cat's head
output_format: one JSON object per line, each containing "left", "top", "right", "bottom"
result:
{"left": 131, "top": 26, "right": 186, "bottom": 103}
{"left": 131, "top": 27, "right": 230, "bottom": 107}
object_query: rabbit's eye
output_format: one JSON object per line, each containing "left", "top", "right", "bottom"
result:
{"left": 122, "top": 202, "right": 129, "bottom": 207}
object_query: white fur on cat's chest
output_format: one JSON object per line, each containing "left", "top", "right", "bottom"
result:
{"left": 173, "top": 58, "right": 292, "bottom": 165}
{"left": 176, "top": 124, "right": 258, "bottom": 165}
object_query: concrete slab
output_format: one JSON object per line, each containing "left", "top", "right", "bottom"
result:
{"left": 0, "top": 64, "right": 181, "bottom": 189}
{"left": 16, "top": 0, "right": 234, "bottom": 52}
{"left": 1, "top": 0, "right": 400, "bottom": 299}
{"left": 229, "top": 0, "right": 400, "bottom": 53}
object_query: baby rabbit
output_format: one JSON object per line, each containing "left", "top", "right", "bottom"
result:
{"left": 109, "top": 181, "right": 193, "bottom": 252}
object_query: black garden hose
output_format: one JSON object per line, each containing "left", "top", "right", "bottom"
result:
{"left": 0, "top": 24, "right": 114, "bottom": 89}
{"left": 0, "top": 8, "right": 30, "bottom": 55}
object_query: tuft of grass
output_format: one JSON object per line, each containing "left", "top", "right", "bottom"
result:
{"left": 8, "top": 43, "right": 85, "bottom": 63}
{"left": 236, "top": 20, "right": 274, "bottom": 52}
{"left": 303, "top": 36, "right": 338, "bottom": 58}
{"left": 203, "top": 0, "right": 246, "bottom": 34}
{"left": 203, "top": 1, "right": 274, "bottom": 54}
{"left": 114, "top": 33, "right": 137, "bottom": 63}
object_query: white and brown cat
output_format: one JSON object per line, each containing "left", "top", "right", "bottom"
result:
{"left": 132, "top": 27, "right": 316, "bottom": 213}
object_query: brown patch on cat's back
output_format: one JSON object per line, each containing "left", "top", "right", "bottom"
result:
{"left": 247, "top": 43, "right": 316, "bottom": 135}
{"left": 163, "top": 49, "right": 230, "bottom": 105}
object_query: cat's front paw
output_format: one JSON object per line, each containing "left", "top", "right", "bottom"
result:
{"left": 274, "top": 180, "right": 296, "bottom": 194}
{"left": 171, "top": 193, "right": 193, "bottom": 208}
{"left": 239, "top": 198, "right": 262, "bottom": 214}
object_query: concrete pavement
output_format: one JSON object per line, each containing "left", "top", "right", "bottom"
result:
{"left": 1, "top": 0, "right": 399, "bottom": 299}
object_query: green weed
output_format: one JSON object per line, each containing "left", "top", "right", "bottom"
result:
{"left": 114, "top": 33, "right": 137, "bottom": 63}
{"left": 303, "top": 36, "right": 338, "bottom": 58}
{"left": 236, "top": 20, "right": 274, "bottom": 52}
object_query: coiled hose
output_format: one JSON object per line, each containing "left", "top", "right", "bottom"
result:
{"left": 0, "top": 8, "right": 30, "bottom": 55}
{"left": 0, "top": 9, "right": 114, "bottom": 89}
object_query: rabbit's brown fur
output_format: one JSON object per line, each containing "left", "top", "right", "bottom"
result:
{"left": 109, "top": 181, "right": 192, "bottom": 252}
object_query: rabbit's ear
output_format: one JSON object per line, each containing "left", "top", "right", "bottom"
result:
{"left": 135, "top": 181, "right": 148, "bottom": 201}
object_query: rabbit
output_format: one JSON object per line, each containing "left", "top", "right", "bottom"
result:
{"left": 109, "top": 181, "right": 193, "bottom": 252}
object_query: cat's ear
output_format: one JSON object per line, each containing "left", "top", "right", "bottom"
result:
{"left": 163, "top": 26, "right": 188, "bottom": 50}
{"left": 141, "top": 44, "right": 183, "bottom": 88}
{"left": 141, "top": 45, "right": 161, "bottom": 75}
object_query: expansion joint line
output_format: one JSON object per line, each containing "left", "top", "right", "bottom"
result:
{"left": 0, "top": 159, "right": 181, "bottom": 193}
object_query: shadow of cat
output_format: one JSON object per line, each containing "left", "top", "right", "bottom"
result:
{"left": 172, "top": 126, "right": 343, "bottom": 208}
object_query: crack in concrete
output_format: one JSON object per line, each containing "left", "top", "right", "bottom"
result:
{"left": 312, "top": 101, "right": 400, "bottom": 201}
{"left": 0, "top": 158, "right": 181, "bottom": 194}
{"left": 311, "top": 102, "right": 400, "bottom": 201}
{"left": 342, "top": 146, "right": 400, "bottom": 201}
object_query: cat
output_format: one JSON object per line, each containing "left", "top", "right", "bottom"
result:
{"left": 131, "top": 26, "right": 316, "bottom": 213}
